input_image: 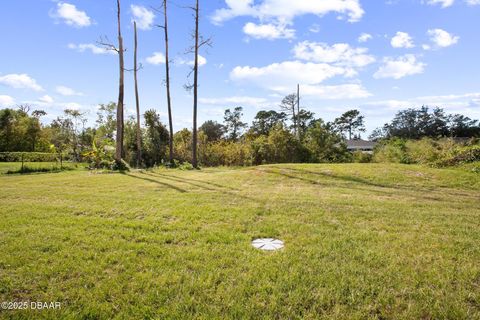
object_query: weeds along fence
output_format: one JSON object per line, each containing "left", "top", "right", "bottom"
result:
{"left": 0, "top": 152, "right": 74, "bottom": 174}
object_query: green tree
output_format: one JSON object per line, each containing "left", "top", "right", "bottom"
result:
{"left": 143, "top": 110, "right": 169, "bottom": 166}
{"left": 251, "top": 110, "right": 287, "bottom": 136}
{"left": 305, "top": 120, "right": 348, "bottom": 162}
{"left": 224, "top": 107, "right": 247, "bottom": 141}
{"left": 333, "top": 109, "right": 366, "bottom": 140}
{"left": 279, "top": 94, "right": 298, "bottom": 136}
{"left": 199, "top": 120, "right": 225, "bottom": 142}
{"left": 96, "top": 103, "right": 116, "bottom": 142}
{"left": 294, "top": 109, "right": 315, "bottom": 139}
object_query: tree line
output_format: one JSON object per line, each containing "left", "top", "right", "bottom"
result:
{"left": 1, "top": 96, "right": 478, "bottom": 168}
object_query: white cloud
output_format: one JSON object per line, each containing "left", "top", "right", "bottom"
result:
{"left": 131, "top": 5, "right": 155, "bottom": 30}
{"left": 39, "top": 95, "right": 54, "bottom": 104}
{"left": 0, "top": 74, "right": 44, "bottom": 91}
{"left": 230, "top": 61, "right": 352, "bottom": 89}
{"left": 309, "top": 24, "right": 321, "bottom": 33}
{"left": 199, "top": 96, "right": 269, "bottom": 107}
{"left": 63, "top": 102, "right": 83, "bottom": 111}
{"left": 427, "top": 28, "right": 459, "bottom": 48}
{"left": 358, "top": 33, "right": 372, "bottom": 43}
{"left": 68, "top": 43, "right": 115, "bottom": 55}
{"left": 391, "top": 32, "right": 414, "bottom": 48}
{"left": 374, "top": 55, "right": 426, "bottom": 79}
{"left": 425, "top": 0, "right": 480, "bottom": 6}
{"left": 51, "top": 2, "right": 91, "bottom": 27}
{"left": 361, "top": 92, "right": 480, "bottom": 118}
{"left": 176, "top": 55, "right": 207, "bottom": 67}
{"left": 196, "top": 55, "right": 208, "bottom": 67}
{"left": 293, "top": 41, "right": 375, "bottom": 68}
{"left": 212, "top": 0, "right": 365, "bottom": 24}
{"left": 424, "top": 0, "right": 455, "bottom": 7}
{"left": 243, "top": 22, "right": 295, "bottom": 40}
{"left": 146, "top": 52, "right": 166, "bottom": 65}
{"left": 0, "top": 95, "right": 15, "bottom": 107}
{"left": 56, "top": 86, "right": 83, "bottom": 96}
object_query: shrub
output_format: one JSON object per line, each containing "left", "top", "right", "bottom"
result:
{"left": 435, "top": 145, "right": 480, "bottom": 167}
{"left": 82, "top": 141, "right": 115, "bottom": 170}
{"left": 405, "top": 138, "right": 440, "bottom": 164}
{"left": 177, "top": 162, "right": 195, "bottom": 170}
{"left": 112, "top": 159, "right": 131, "bottom": 171}
{"left": 352, "top": 151, "right": 373, "bottom": 163}
{"left": 373, "top": 139, "right": 409, "bottom": 164}
{"left": 373, "top": 138, "right": 480, "bottom": 168}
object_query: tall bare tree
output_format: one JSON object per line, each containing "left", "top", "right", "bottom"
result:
{"left": 162, "top": 0, "right": 174, "bottom": 166}
{"left": 187, "top": 0, "right": 211, "bottom": 168}
{"left": 192, "top": 0, "right": 200, "bottom": 168}
{"left": 116, "top": 0, "right": 125, "bottom": 163}
{"left": 296, "top": 84, "right": 301, "bottom": 139}
{"left": 133, "top": 21, "right": 142, "bottom": 167}
{"left": 98, "top": 0, "right": 125, "bottom": 163}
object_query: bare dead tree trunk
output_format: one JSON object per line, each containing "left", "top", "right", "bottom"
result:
{"left": 192, "top": 0, "right": 199, "bottom": 168}
{"left": 296, "top": 84, "right": 300, "bottom": 139}
{"left": 292, "top": 100, "right": 297, "bottom": 138}
{"left": 163, "top": 0, "right": 174, "bottom": 166}
{"left": 134, "top": 21, "right": 142, "bottom": 168}
{"left": 115, "top": 0, "right": 125, "bottom": 163}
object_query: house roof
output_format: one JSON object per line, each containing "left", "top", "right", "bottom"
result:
{"left": 345, "top": 139, "right": 377, "bottom": 149}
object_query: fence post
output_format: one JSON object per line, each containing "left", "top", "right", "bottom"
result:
{"left": 21, "top": 153, "right": 24, "bottom": 173}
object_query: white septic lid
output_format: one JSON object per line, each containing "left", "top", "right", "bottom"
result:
{"left": 252, "top": 238, "right": 284, "bottom": 251}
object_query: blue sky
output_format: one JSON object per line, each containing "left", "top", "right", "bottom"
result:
{"left": 1, "top": 0, "right": 479, "bottom": 135}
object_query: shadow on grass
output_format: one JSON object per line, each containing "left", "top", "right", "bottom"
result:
{"left": 286, "top": 167, "right": 393, "bottom": 189}
{"left": 262, "top": 166, "right": 477, "bottom": 203}
{"left": 123, "top": 172, "right": 188, "bottom": 193}
{"left": 144, "top": 172, "right": 261, "bottom": 204}
{"left": 147, "top": 172, "right": 240, "bottom": 191}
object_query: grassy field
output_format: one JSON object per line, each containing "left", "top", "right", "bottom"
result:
{"left": 0, "top": 164, "right": 479, "bottom": 319}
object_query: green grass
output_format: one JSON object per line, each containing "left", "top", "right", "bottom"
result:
{"left": 0, "top": 164, "right": 479, "bottom": 319}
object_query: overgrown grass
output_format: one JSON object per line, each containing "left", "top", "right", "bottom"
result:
{"left": 0, "top": 164, "right": 479, "bottom": 319}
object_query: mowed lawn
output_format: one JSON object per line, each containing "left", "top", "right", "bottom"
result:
{"left": 0, "top": 164, "right": 479, "bottom": 319}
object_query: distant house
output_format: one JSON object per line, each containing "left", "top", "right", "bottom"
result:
{"left": 345, "top": 139, "right": 377, "bottom": 153}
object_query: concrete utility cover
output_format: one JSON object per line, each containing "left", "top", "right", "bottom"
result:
{"left": 252, "top": 238, "right": 284, "bottom": 251}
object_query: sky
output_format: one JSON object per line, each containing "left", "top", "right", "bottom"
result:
{"left": 1, "top": 0, "right": 480, "bottom": 136}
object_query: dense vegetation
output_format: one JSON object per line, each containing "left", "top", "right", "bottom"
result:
{"left": 1, "top": 101, "right": 479, "bottom": 169}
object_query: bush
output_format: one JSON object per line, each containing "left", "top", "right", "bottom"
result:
{"left": 435, "top": 145, "right": 480, "bottom": 167}
{"left": 177, "top": 162, "right": 195, "bottom": 170}
{"left": 352, "top": 151, "right": 373, "bottom": 163}
{"left": 112, "top": 159, "right": 131, "bottom": 171}
{"left": 83, "top": 140, "right": 116, "bottom": 170}
{"left": 373, "top": 138, "right": 480, "bottom": 168}
{"left": 373, "top": 139, "right": 409, "bottom": 164}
